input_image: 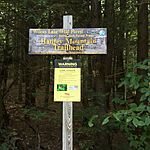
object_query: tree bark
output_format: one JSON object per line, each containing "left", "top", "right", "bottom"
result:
{"left": 114, "top": 0, "right": 127, "bottom": 103}
{"left": 90, "top": 0, "right": 113, "bottom": 149}
{"left": 44, "top": 56, "right": 51, "bottom": 107}
{"left": 24, "top": 0, "right": 37, "bottom": 107}
{"left": 137, "top": 0, "right": 148, "bottom": 65}
{"left": 104, "top": 0, "right": 115, "bottom": 110}
{"left": 0, "top": 30, "right": 10, "bottom": 129}
{"left": 44, "top": 10, "right": 52, "bottom": 107}
{"left": 136, "top": 0, "right": 148, "bottom": 103}
{"left": 91, "top": 0, "right": 106, "bottom": 110}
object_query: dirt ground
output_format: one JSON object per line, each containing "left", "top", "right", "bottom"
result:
{"left": 5, "top": 85, "right": 129, "bottom": 150}
{"left": 5, "top": 84, "right": 84, "bottom": 150}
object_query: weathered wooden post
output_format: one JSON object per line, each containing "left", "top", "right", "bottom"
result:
{"left": 62, "top": 16, "right": 73, "bottom": 150}
{"left": 54, "top": 57, "right": 81, "bottom": 150}
{"left": 29, "top": 16, "right": 107, "bottom": 150}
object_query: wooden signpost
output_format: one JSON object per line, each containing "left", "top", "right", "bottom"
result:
{"left": 29, "top": 15, "right": 107, "bottom": 150}
{"left": 62, "top": 16, "right": 73, "bottom": 150}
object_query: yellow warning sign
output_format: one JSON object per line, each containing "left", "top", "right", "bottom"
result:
{"left": 54, "top": 60, "right": 81, "bottom": 102}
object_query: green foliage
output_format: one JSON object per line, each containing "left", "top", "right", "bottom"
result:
{"left": 76, "top": 106, "right": 102, "bottom": 149}
{"left": 102, "top": 60, "right": 150, "bottom": 150}
{"left": 79, "top": 140, "right": 95, "bottom": 150}
{"left": 88, "top": 115, "right": 98, "bottom": 127}
{"left": 0, "top": 129, "right": 18, "bottom": 150}
{"left": 82, "top": 106, "right": 100, "bottom": 128}
{"left": 102, "top": 116, "right": 110, "bottom": 125}
{"left": 0, "top": 143, "right": 9, "bottom": 150}
{"left": 21, "top": 107, "right": 47, "bottom": 120}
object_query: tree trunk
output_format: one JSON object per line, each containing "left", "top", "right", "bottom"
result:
{"left": 44, "top": 10, "right": 52, "bottom": 107}
{"left": 0, "top": 94, "right": 8, "bottom": 129}
{"left": 137, "top": 0, "right": 148, "bottom": 66}
{"left": 16, "top": 18, "right": 23, "bottom": 103}
{"left": 82, "top": 56, "right": 89, "bottom": 108}
{"left": 103, "top": 0, "right": 115, "bottom": 149}
{"left": 91, "top": 0, "right": 106, "bottom": 109}
{"left": 136, "top": 0, "right": 148, "bottom": 103}
{"left": 104, "top": 0, "right": 115, "bottom": 110}
{"left": 44, "top": 56, "right": 51, "bottom": 107}
{"left": 0, "top": 30, "right": 10, "bottom": 129}
{"left": 90, "top": 0, "right": 113, "bottom": 149}
{"left": 114, "top": 0, "right": 127, "bottom": 103}
{"left": 24, "top": 0, "right": 37, "bottom": 107}
{"left": 91, "top": 0, "right": 101, "bottom": 27}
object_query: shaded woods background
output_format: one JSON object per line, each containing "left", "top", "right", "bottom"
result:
{"left": 0, "top": 0, "right": 149, "bottom": 149}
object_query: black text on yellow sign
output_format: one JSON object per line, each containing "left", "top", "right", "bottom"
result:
{"left": 54, "top": 60, "right": 81, "bottom": 102}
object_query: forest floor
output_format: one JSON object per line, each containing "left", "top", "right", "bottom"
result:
{"left": 5, "top": 84, "right": 129, "bottom": 150}
{"left": 7, "top": 100, "right": 62, "bottom": 150}
{"left": 5, "top": 84, "right": 84, "bottom": 150}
